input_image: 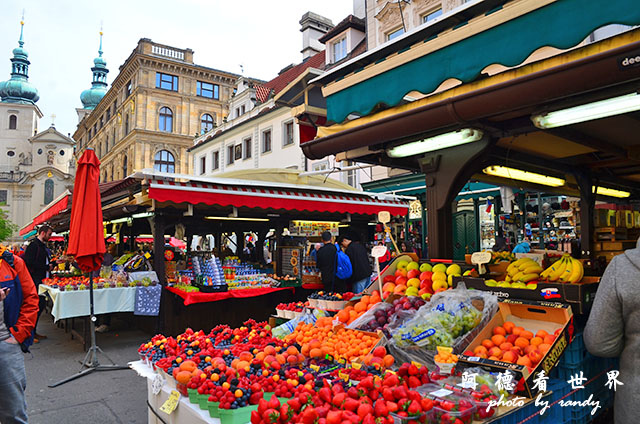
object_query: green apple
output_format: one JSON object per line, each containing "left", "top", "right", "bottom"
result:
{"left": 419, "top": 263, "right": 432, "bottom": 272}
{"left": 406, "top": 287, "right": 419, "bottom": 297}
{"left": 526, "top": 283, "right": 538, "bottom": 290}
{"left": 446, "top": 264, "right": 462, "bottom": 276}
{"left": 484, "top": 279, "right": 498, "bottom": 287}
{"left": 396, "top": 260, "right": 409, "bottom": 271}
{"left": 432, "top": 263, "right": 447, "bottom": 273}
{"left": 497, "top": 281, "right": 512, "bottom": 288}
{"left": 407, "top": 261, "right": 420, "bottom": 271}
{"left": 511, "top": 282, "right": 527, "bottom": 289}
{"left": 421, "top": 293, "right": 432, "bottom": 300}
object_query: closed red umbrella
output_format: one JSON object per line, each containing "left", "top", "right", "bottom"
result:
{"left": 67, "top": 149, "right": 104, "bottom": 272}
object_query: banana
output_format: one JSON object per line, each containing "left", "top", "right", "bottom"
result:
{"left": 540, "top": 263, "right": 554, "bottom": 279}
{"left": 512, "top": 271, "right": 525, "bottom": 281}
{"left": 505, "top": 275, "right": 512, "bottom": 282}
{"left": 547, "top": 257, "right": 568, "bottom": 282}
{"left": 506, "top": 263, "right": 519, "bottom": 275}
{"left": 522, "top": 264, "right": 543, "bottom": 274}
{"left": 517, "top": 259, "right": 535, "bottom": 270}
{"left": 512, "top": 258, "right": 529, "bottom": 268}
{"left": 567, "top": 257, "right": 584, "bottom": 284}
{"left": 559, "top": 257, "right": 573, "bottom": 283}
{"left": 520, "top": 273, "right": 540, "bottom": 283}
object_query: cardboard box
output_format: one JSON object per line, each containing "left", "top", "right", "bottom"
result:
{"left": 456, "top": 300, "right": 573, "bottom": 398}
{"left": 453, "top": 276, "right": 599, "bottom": 315}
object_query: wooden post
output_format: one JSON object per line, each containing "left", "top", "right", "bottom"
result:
{"left": 574, "top": 171, "right": 595, "bottom": 261}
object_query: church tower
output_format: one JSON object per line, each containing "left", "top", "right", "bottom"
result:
{"left": 77, "top": 31, "right": 109, "bottom": 122}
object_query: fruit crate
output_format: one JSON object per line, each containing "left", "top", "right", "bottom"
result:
{"left": 495, "top": 378, "right": 568, "bottom": 424}
{"left": 218, "top": 404, "right": 258, "bottom": 424}
{"left": 207, "top": 401, "right": 220, "bottom": 418}
{"left": 187, "top": 388, "right": 199, "bottom": 404}
{"left": 559, "top": 332, "right": 586, "bottom": 368}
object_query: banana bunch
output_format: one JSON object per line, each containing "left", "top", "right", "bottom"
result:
{"left": 505, "top": 257, "right": 543, "bottom": 283}
{"left": 490, "top": 251, "right": 516, "bottom": 264}
{"left": 540, "top": 254, "right": 584, "bottom": 284}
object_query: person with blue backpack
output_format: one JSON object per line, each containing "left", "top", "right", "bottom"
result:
{"left": 316, "top": 231, "right": 347, "bottom": 293}
{"left": 341, "top": 233, "right": 372, "bottom": 294}
{"left": 0, "top": 245, "right": 39, "bottom": 424}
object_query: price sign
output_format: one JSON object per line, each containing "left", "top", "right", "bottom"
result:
{"left": 371, "top": 245, "right": 388, "bottom": 258}
{"left": 378, "top": 211, "right": 391, "bottom": 224}
{"left": 151, "top": 373, "right": 165, "bottom": 396}
{"left": 159, "top": 390, "right": 180, "bottom": 414}
{"left": 471, "top": 251, "right": 492, "bottom": 274}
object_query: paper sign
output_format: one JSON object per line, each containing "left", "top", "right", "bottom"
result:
{"left": 371, "top": 245, "right": 388, "bottom": 258}
{"left": 429, "top": 388, "right": 454, "bottom": 398}
{"left": 310, "top": 365, "right": 320, "bottom": 372}
{"left": 471, "top": 252, "right": 492, "bottom": 265}
{"left": 338, "top": 371, "right": 349, "bottom": 382}
{"left": 352, "top": 362, "right": 362, "bottom": 370}
{"left": 378, "top": 211, "right": 391, "bottom": 224}
{"left": 151, "top": 374, "right": 165, "bottom": 395}
{"left": 159, "top": 390, "right": 180, "bottom": 414}
{"left": 411, "top": 361, "right": 423, "bottom": 369}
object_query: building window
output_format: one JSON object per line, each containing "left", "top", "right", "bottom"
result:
{"left": 8, "top": 115, "right": 17, "bottom": 130}
{"left": 283, "top": 121, "right": 294, "bottom": 146}
{"left": 243, "top": 137, "right": 252, "bottom": 159}
{"left": 113, "top": 128, "right": 117, "bottom": 145}
{"left": 154, "top": 150, "right": 175, "bottom": 173}
{"left": 234, "top": 144, "right": 242, "bottom": 161}
{"left": 123, "top": 155, "right": 128, "bottom": 176}
{"left": 332, "top": 37, "right": 347, "bottom": 63}
{"left": 197, "top": 81, "right": 219, "bottom": 99}
{"left": 343, "top": 161, "right": 358, "bottom": 188}
{"left": 262, "top": 129, "right": 272, "bottom": 153}
{"left": 106, "top": 107, "right": 111, "bottom": 121}
{"left": 387, "top": 27, "right": 405, "bottom": 41}
{"left": 155, "top": 72, "right": 178, "bottom": 91}
{"left": 159, "top": 107, "right": 173, "bottom": 132}
{"left": 227, "top": 145, "right": 235, "bottom": 165}
{"left": 124, "top": 113, "right": 129, "bottom": 134}
{"left": 212, "top": 151, "right": 219, "bottom": 170}
{"left": 0, "top": 190, "right": 7, "bottom": 206}
{"left": 7, "top": 150, "right": 15, "bottom": 157}
{"left": 93, "top": 123, "right": 98, "bottom": 136}
{"left": 201, "top": 113, "right": 214, "bottom": 134}
{"left": 200, "top": 156, "right": 206, "bottom": 175}
{"left": 312, "top": 161, "right": 329, "bottom": 172}
{"left": 423, "top": 8, "right": 443, "bottom": 23}
{"left": 125, "top": 80, "right": 132, "bottom": 98}
{"left": 44, "top": 179, "right": 54, "bottom": 205}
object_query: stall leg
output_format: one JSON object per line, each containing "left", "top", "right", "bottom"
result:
{"left": 152, "top": 214, "right": 166, "bottom": 334}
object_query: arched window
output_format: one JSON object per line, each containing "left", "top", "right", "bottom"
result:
{"left": 123, "top": 155, "right": 128, "bottom": 177}
{"left": 44, "top": 179, "right": 54, "bottom": 204}
{"left": 159, "top": 107, "right": 173, "bottom": 132}
{"left": 154, "top": 150, "right": 175, "bottom": 173}
{"left": 201, "top": 113, "right": 214, "bottom": 134}
{"left": 9, "top": 115, "right": 17, "bottom": 130}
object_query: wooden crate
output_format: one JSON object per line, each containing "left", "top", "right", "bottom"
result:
{"left": 594, "top": 227, "right": 628, "bottom": 241}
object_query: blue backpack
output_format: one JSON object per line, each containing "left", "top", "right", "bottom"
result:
{"left": 1, "top": 250, "right": 34, "bottom": 352}
{"left": 335, "top": 243, "right": 353, "bottom": 280}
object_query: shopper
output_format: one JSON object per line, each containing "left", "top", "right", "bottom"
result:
{"left": 584, "top": 239, "right": 640, "bottom": 424}
{"left": 23, "top": 224, "right": 53, "bottom": 341}
{"left": 316, "top": 232, "right": 346, "bottom": 292}
{"left": 0, "top": 246, "right": 39, "bottom": 424}
{"left": 341, "top": 233, "right": 372, "bottom": 294}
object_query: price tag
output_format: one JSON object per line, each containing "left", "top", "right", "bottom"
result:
{"left": 471, "top": 252, "right": 492, "bottom": 265}
{"left": 159, "top": 390, "right": 180, "bottom": 414}
{"left": 338, "top": 371, "right": 349, "bottom": 382}
{"left": 310, "top": 365, "right": 320, "bottom": 372}
{"left": 371, "top": 245, "right": 388, "bottom": 259}
{"left": 411, "top": 361, "right": 423, "bottom": 369}
{"left": 429, "top": 388, "right": 453, "bottom": 398}
{"left": 352, "top": 362, "right": 362, "bottom": 370}
{"left": 151, "top": 373, "right": 165, "bottom": 396}
{"left": 378, "top": 211, "right": 391, "bottom": 224}
{"left": 144, "top": 252, "right": 152, "bottom": 259}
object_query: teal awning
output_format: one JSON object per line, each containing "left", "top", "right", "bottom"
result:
{"left": 22, "top": 230, "right": 36, "bottom": 240}
{"left": 324, "top": 0, "right": 640, "bottom": 123}
{"left": 362, "top": 175, "right": 500, "bottom": 201}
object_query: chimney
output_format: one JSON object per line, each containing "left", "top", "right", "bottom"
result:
{"left": 353, "top": 0, "right": 366, "bottom": 19}
{"left": 300, "top": 12, "right": 334, "bottom": 60}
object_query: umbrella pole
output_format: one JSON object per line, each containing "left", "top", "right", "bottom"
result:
{"left": 48, "top": 272, "right": 129, "bottom": 388}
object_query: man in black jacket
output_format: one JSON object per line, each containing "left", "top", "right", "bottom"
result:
{"left": 316, "top": 231, "right": 346, "bottom": 292}
{"left": 23, "top": 225, "right": 53, "bottom": 340}
{"left": 341, "top": 234, "right": 372, "bottom": 294}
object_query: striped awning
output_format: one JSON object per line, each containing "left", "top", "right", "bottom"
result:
{"left": 148, "top": 179, "right": 409, "bottom": 216}
{"left": 19, "top": 193, "right": 70, "bottom": 236}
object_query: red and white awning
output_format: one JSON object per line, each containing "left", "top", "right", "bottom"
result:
{"left": 148, "top": 179, "right": 409, "bottom": 216}
{"left": 19, "top": 191, "right": 71, "bottom": 236}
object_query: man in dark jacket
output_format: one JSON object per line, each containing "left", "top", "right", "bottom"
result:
{"left": 316, "top": 231, "right": 346, "bottom": 292}
{"left": 341, "top": 234, "right": 372, "bottom": 294}
{"left": 22, "top": 225, "right": 53, "bottom": 340}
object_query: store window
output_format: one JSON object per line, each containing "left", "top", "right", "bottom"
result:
{"left": 8, "top": 115, "right": 17, "bottom": 130}
{"left": 159, "top": 107, "right": 173, "bottom": 132}
{"left": 44, "top": 179, "right": 54, "bottom": 205}
{"left": 197, "top": 81, "right": 219, "bottom": 99}
{"left": 154, "top": 150, "right": 175, "bottom": 173}
{"left": 212, "top": 151, "right": 219, "bottom": 170}
{"left": 201, "top": 113, "right": 214, "bottom": 134}
{"left": 243, "top": 137, "right": 252, "bottom": 159}
{"left": 283, "top": 121, "right": 294, "bottom": 146}
{"left": 262, "top": 129, "right": 272, "bottom": 153}
{"left": 156, "top": 72, "right": 178, "bottom": 91}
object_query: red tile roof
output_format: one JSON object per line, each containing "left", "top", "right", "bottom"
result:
{"left": 255, "top": 50, "right": 326, "bottom": 103}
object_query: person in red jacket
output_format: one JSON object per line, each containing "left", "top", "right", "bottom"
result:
{"left": 0, "top": 246, "right": 39, "bottom": 424}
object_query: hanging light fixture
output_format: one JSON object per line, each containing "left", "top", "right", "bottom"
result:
{"left": 593, "top": 186, "right": 631, "bottom": 198}
{"left": 483, "top": 166, "right": 565, "bottom": 187}
{"left": 386, "top": 129, "right": 483, "bottom": 158}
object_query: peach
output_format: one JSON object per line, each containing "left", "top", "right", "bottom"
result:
{"left": 499, "top": 342, "right": 514, "bottom": 352}
{"left": 488, "top": 355, "right": 501, "bottom": 361}
{"left": 517, "top": 355, "right": 532, "bottom": 367}
{"left": 515, "top": 337, "right": 530, "bottom": 349}
{"left": 506, "top": 334, "right": 518, "bottom": 344}
{"left": 492, "top": 326, "right": 506, "bottom": 336}
{"left": 503, "top": 321, "right": 515, "bottom": 334}
{"left": 528, "top": 349, "right": 543, "bottom": 364}
{"left": 538, "top": 343, "right": 551, "bottom": 353}
{"left": 491, "top": 335, "right": 506, "bottom": 346}
{"left": 502, "top": 351, "right": 517, "bottom": 363}
{"left": 488, "top": 347, "right": 503, "bottom": 358}
{"left": 524, "top": 345, "right": 537, "bottom": 355}
{"left": 536, "top": 330, "right": 549, "bottom": 339}
{"left": 530, "top": 337, "right": 543, "bottom": 346}
{"left": 481, "top": 339, "right": 495, "bottom": 349}
{"left": 544, "top": 335, "right": 556, "bottom": 345}
{"left": 474, "top": 345, "right": 488, "bottom": 356}
{"left": 513, "top": 326, "right": 525, "bottom": 337}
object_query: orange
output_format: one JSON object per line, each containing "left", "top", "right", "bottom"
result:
{"left": 520, "top": 331, "right": 534, "bottom": 340}
{"left": 309, "top": 339, "right": 322, "bottom": 350}
{"left": 481, "top": 339, "right": 495, "bottom": 349}
{"left": 360, "top": 295, "right": 371, "bottom": 304}
{"left": 491, "top": 335, "right": 506, "bottom": 346}
{"left": 176, "top": 370, "right": 192, "bottom": 384}
{"left": 286, "top": 346, "right": 299, "bottom": 356}
{"left": 503, "top": 321, "right": 515, "bottom": 334}
{"left": 514, "top": 337, "right": 529, "bottom": 349}
{"left": 530, "top": 337, "right": 543, "bottom": 346}
{"left": 354, "top": 302, "right": 367, "bottom": 313}
{"left": 492, "top": 326, "right": 506, "bottom": 336}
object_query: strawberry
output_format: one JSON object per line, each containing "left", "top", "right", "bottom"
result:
{"left": 344, "top": 398, "right": 359, "bottom": 412}
{"left": 301, "top": 407, "right": 319, "bottom": 424}
{"left": 258, "top": 399, "right": 269, "bottom": 416}
{"left": 374, "top": 399, "right": 388, "bottom": 417}
{"left": 250, "top": 410, "right": 261, "bottom": 424}
{"left": 357, "top": 403, "right": 373, "bottom": 420}
{"left": 408, "top": 364, "right": 419, "bottom": 376}
{"left": 287, "top": 398, "right": 302, "bottom": 413}
{"left": 382, "top": 388, "right": 395, "bottom": 402}
{"left": 420, "top": 398, "right": 433, "bottom": 412}
{"left": 280, "top": 404, "right": 293, "bottom": 422}
{"left": 315, "top": 406, "right": 329, "bottom": 418}
{"left": 268, "top": 394, "right": 281, "bottom": 410}
{"left": 347, "top": 387, "right": 360, "bottom": 400}
{"left": 263, "top": 408, "right": 280, "bottom": 423}
{"left": 383, "top": 374, "right": 399, "bottom": 387}
{"left": 407, "top": 400, "right": 421, "bottom": 416}
{"left": 386, "top": 401, "right": 399, "bottom": 413}
{"left": 332, "top": 392, "right": 347, "bottom": 408}
{"left": 360, "top": 376, "right": 374, "bottom": 390}
{"left": 407, "top": 376, "right": 421, "bottom": 388}
{"left": 326, "top": 410, "right": 342, "bottom": 424}
{"left": 318, "top": 388, "right": 332, "bottom": 404}
{"left": 362, "top": 415, "right": 376, "bottom": 424}
{"left": 392, "top": 386, "right": 408, "bottom": 400}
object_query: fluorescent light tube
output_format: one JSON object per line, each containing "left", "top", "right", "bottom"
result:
{"left": 532, "top": 93, "right": 640, "bottom": 129}
{"left": 593, "top": 186, "right": 630, "bottom": 198}
{"left": 387, "top": 129, "right": 483, "bottom": 158}
{"left": 483, "top": 166, "right": 565, "bottom": 187}
{"left": 204, "top": 216, "right": 269, "bottom": 221}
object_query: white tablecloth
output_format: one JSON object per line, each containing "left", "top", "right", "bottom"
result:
{"left": 38, "top": 285, "right": 137, "bottom": 322}
{"left": 130, "top": 360, "right": 222, "bottom": 424}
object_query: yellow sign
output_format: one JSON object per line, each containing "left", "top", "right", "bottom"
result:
{"left": 408, "top": 200, "right": 422, "bottom": 220}
{"left": 159, "top": 390, "right": 180, "bottom": 414}
{"left": 338, "top": 371, "right": 349, "bottom": 382}
{"left": 310, "top": 365, "right": 320, "bottom": 372}
{"left": 289, "top": 220, "right": 339, "bottom": 237}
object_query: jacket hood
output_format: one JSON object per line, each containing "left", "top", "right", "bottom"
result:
{"left": 623, "top": 238, "right": 640, "bottom": 269}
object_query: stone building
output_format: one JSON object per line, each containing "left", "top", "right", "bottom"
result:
{"left": 73, "top": 37, "right": 240, "bottom": 181}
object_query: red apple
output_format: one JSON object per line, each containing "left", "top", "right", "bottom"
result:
{"left": 420, "top": 271, "right": 433, "bottom": 281}
{"left": 395, "top": 269, "right": 407, "bottom": 278}
{"left": 554, "top": 328, "right": 563, "bottom": 337}
{"left": 395, "top": 276, "right": 408, "bottom": 286}
{"left": 383, "top": 275, "right": 396, "bottom": 283}
{"left": 407, "top": 269, "right": 420, "bottom": 279}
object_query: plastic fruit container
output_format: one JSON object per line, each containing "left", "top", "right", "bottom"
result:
{"left": 418, "top": 384, "right": 476, "bottom": 424}
{"left": 218, "top": 404, "right": 258, "bottom": 424}
{"left": 187, "top": 388, "right": 199, "bottom": 404}
{"left": 176, "top": 382, "right": 188, "bottom": 397}
{"left": 207, "top": 401, "right": 220, "bottom": 418}
{"left": 472, "top": 400, "right": 497, "bottom": 420}
{"left": 390, "top": 412, "right": 425, "bottom": 423}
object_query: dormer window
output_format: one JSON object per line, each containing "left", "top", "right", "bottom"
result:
{"left": 423, "top": 8, "right": 442, "bottom": 23}
{"left": 332, "top": 37, "right": 347, "bottom": 63}
{"left": 387, "top": 27, "right": 404, "bottom": 41}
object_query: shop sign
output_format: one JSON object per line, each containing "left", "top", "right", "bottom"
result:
{"left": 409, "top": 200, "right": 422, "bottom": 220}
{"left": 618, "top": 50, "right": 640, "bottom": 69}
{"left": 289, "top": 220, "right": 339, "bottom": 236}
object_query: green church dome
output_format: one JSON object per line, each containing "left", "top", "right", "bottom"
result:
{"left": 80, "top": 32, "right": 109, "bottom": 110}
{"left": 0, "top": 21, "right": 39, "bottom": 104}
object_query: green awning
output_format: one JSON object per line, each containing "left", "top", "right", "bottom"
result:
{"left": 325, "top": 0, "right": 640, "bottom": 123}
{"left": 362, "top": 175, "right": 500, "bottom": 201}
{"left": 22, "top": 230, "right": 36, "bottom": 240}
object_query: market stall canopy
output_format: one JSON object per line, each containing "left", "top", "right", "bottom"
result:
{"left": 19, "top": 190, "right": 70, "bottom": 236}
{"left": 143, "top": 169, "right": 410, "bottom": 217}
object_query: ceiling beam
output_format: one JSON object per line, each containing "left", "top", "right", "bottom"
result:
{"left": 546, "top": 127, "right": 629, "bottom": 159}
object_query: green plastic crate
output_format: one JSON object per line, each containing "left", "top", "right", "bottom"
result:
{"left": 187, "top": 388, "right": 199, "bottom": 404}
{"left": 208, "top": 401, "right": 220, "bottom": 418}
{"left": 198, "top": 394, "right": 209, "bottom": 410}
{"left": 218, "top": 405, "right": 258, "bottom": 424}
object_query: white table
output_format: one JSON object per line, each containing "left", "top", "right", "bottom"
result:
{"left": 130, "top": 360, "right": 223, "bottom": 424}
{"left": 38, "top": 285, "right": 137, "bottom": 322}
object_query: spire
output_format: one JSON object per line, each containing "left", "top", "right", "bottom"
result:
{"left": 0, "top": 15, "right": 39, "bottom": 104}
{"left": 80, "top": 28, "right": 109, "bottom": 110}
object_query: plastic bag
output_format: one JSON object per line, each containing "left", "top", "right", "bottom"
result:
{"left": 346, "top": 302, "right": 392, "bottom": 331}
{"left": 272, "top": 309, "right": 328, "bottom": 339}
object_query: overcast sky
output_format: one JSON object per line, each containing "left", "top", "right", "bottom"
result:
{"left": 0, "top": 0, "right": 353, "bottom": 137}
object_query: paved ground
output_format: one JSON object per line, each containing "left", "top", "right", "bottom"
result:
{"left": 24, "top": 313, "right": 149, "bottom": 424}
